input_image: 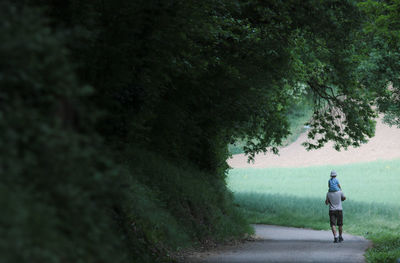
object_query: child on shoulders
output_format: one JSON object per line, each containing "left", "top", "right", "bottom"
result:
{"left": 328, "top": 170, "right": 342, "bottom": 192}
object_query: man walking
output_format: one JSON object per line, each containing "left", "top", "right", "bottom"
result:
{"left": 325, "top": 177, "right": 346, "bottom": 243}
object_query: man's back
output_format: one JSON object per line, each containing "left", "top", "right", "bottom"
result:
{"left": 326, "top": 191, "right": 345, "bottom": 210}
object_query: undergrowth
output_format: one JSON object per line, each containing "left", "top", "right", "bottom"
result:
{"left": 119, "top": 148, "right": 252, "bottom": 262}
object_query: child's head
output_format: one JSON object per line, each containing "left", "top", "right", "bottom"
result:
{"left": 330, "top": 170, "right": 337, "bottom": 177}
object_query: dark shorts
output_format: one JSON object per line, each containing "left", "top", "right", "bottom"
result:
{"left": 329, "top": 210, "right": 343, "bottom": 226}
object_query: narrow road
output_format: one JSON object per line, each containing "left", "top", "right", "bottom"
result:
{"left": 187, "top": 225, "right": 371, "bottom": 263}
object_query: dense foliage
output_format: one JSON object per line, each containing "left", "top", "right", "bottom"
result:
{"left": 2, "top": 0, "right": 400, "bottom": 262}
{"left": 358, "top": 0, "right": 400, "bottom": 127}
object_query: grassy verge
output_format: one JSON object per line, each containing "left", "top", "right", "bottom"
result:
{"left": 227, "top": 159, "right": 400, "bottom": 262}
{"left": 120, "top": 148, "right": 252, "bottom": 261}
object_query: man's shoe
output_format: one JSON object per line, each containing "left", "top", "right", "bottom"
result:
{"left": 339, "top": 236, "right": 344, "bottom": 242}
{"left": 334, "top": 237, "right": 338, "bottom": 243}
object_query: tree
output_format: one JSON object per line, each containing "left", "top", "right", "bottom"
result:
{"left": 358, "top": 0, "right": 400, "bottom": 127}
{"left": 3, "top": 0, "right": 396, "bottom": 262}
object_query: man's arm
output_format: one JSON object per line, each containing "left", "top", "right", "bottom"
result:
{"left": 341, "top": 192, "right": 346, "bottom": 201}
{"left": 325, "top": 195, "right": 329, "bottom": 205}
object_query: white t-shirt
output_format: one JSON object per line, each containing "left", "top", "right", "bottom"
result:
{"left": 326, "top": 191, "right": 345, "bottom": 211}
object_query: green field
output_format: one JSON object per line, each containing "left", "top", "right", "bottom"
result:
{"left": 227, "top": 159, "right": 400, "bottom": 262}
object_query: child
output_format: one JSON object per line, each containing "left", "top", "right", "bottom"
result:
{"left": 328, "top": 170, "right": 342, "bottom": 192}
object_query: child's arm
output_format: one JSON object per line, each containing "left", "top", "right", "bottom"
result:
{"left": 338, "top": 183, "right": 342, "bottom": 190}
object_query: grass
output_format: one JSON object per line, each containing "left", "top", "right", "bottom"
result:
{"left": 227, "top": 159, "right": 400, "bottom": 263}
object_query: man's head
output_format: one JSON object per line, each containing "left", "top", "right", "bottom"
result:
{"left": 330, "top": 170, "right": 337, "bottom": 177}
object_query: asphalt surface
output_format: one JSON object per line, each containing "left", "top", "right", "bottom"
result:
{"left": 187, "top": 225, "right": 371, "bottom": 263}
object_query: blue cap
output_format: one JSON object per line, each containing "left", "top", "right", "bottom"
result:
{"left": 330, "top": 170, "right": 337, "bottom": 177}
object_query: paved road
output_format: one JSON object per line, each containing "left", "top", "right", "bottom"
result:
{"left": 187, "top": 225, "right": 371, "bottom": 263}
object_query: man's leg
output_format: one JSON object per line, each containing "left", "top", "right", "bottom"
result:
{"left": 338, "top": 226, "right": 343, "bottom": 242}
{"left": 338, "top": 210, "right": 344, "bottom": 242}
{"left": 329, "top": 211, "right": 339, "bottom": 243}
{"left": 331, "top": 225, "right": 337, "bottom": 237}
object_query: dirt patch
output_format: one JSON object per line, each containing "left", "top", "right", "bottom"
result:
{"left": 175, "top": 235, "right": 257, "bottom": 263}
{"left": 228, "top": 118, "right": 400, "bottom": 168}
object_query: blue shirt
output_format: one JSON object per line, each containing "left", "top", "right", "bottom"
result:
{"left": 328, "top": 177, "right": 340, "bottom": 192}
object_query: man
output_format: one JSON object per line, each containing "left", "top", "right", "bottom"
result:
{"left": 325, "top": 186, "right": 346, "bottom": 243}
